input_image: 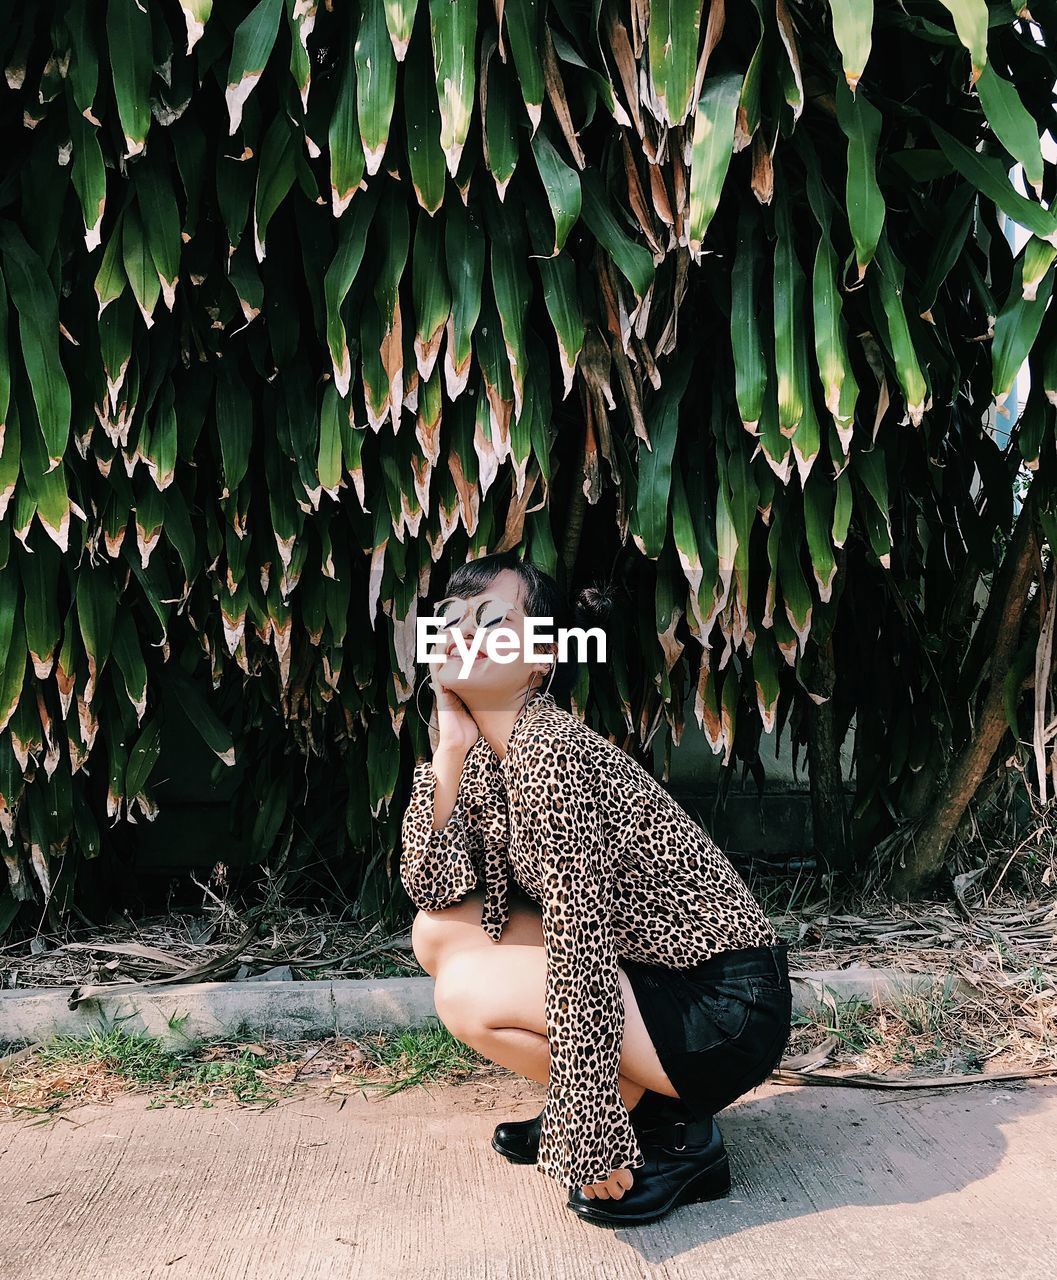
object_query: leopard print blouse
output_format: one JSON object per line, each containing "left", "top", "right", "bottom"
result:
{"left": 399, "top": 689, "right": 780, "bottom": 1192}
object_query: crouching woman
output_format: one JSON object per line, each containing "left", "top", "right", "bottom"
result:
{"left": 399, "top": 551, "right": 791, "bottom": 1227}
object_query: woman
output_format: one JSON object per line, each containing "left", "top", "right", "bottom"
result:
{"left": 400, "top": 551, "right": 792, "bottom": 1227}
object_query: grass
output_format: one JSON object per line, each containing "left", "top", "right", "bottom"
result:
{"left": 357, "top": 1024, "right": 490, "bottom": 1097}
{"left": 0, "top": 1019, "right": 494, "bottom": 1121}
{"left": 784, "top": 981, "right": 1018, "bottom": 1078}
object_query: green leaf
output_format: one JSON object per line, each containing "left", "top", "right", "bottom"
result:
{"left": 688, "top": 72, "right": 741, "bottom": 260}
{"left": 0, "top": 224, "right": 71, "bottom": 467}
{"left": 121, "top": 204, "right": 161, "bottom": 328}
{"left": 253, "top": 113, "right": 297, "bottom": 261}
{"left": 329, "top": 16, "right": 365, "bottom": 216}
{"left": 933, "top": 121, "right": 1057, "bottom": 244}
{"left": 66, "top": 0, "right": 100, "bottom": 117}
{"left": 631, "top": 356, "right": 694, "bottom": 559}
{"left": 505, "top": 0, "right": 544, "bottom": 132}
{"left": 805, "top": 165, "right": 859, "bottom": 443}
{"left": 1022, "top": 237, "right": 1057, "bottom": 302}
{"left": 412, "top": 213, "right": 450, "bottom": 381}
{"left": 444, "top": 199, "right": 485, "bottom": 397}
{"left": 773, "top": 192, "right": 806, "bottom": 434}
{"left": 356, "top": 0, "right": 398, "bottom": 175}
{"left": 125, "top": 718, "right": 161, "bottom": 798}
{"left": 67, "top": 108, "right": 106, "bottom": 251}
{"left": 580, "top": 169, "right": 654, "bottom": 306}
{"left": 429, "top": 0, "right": 477, "bottom": 177}
{"left": 113, "top": 612, "right": 147, "bottom": 721}
{"left": 529, "top": 131, "right": 581, "bottom": 254}
{"left": 873, "top": 233, "right": 928, "bottom": 426}
{"left": 731, "top": 209, "right": 766, "bottom": 431}
{"left": 835, "top": 76, "right": 885, "bottom": 280}
{"left": 384, "top": 0, "right": 417, "bottom": 60}
{"left": 482, "top": 37, "right": 519, "bottom": 200}
{"left": 993, "top": 253, "right": 1054, "bottom": 404}
{"left": 324, "top": 185, "right": 380, "bottom": 395}
{"left": 215, "top": 369, "right": 254, "bottom": 498}
{"left": 976, "top": 64, "right": 1045, "bottom": 197}
{"left": 937, "top": 0, "right": 988, "bottom": 79}
{"left": 170, "top": 671, "right": 236, "bottom": 767}
{"left": 77, "top": 569, "right": 118, "bottom": 700}
{"left": 318, "top": 382, "right": 346, "bottom": 498}
{"left": 135, "top": 161, "right": 182, "bottom": 309}
{"left": 648, "top": 0, "right": 703, "bottom": 127}
{"left": 177, "top": 1, "right": 213, "bottom": 53}
{"left": 16, "top": 393, "right": 73, "bottom": 552}
{"left": 536, "top": 250, "right": 584, "bottom": 400}
{"left": 225, "top": 0, "right": 284, "bottom": 134}
{"left": 828, "top": 0, "right": 873, "bottom": 90}
{"left": 106, "top": 0, "right": 153, "bottom": 156}
{"left": 404, "top": 24, "right": 446, "bottom": 214}
{"left": 0, "top": 271, "right": 9, "bottom": 447}
{"left": 490, "top": 216, "right": 532, "bottom": 421}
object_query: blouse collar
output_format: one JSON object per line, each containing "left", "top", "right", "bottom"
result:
{"left": 499, "top": 689, "right": 555, "bottom": 770}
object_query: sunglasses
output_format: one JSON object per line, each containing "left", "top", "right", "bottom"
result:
{"left": 432, "top": 593, "right": 522, "bottom": 632}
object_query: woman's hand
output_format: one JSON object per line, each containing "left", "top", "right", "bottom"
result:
{"left": 580, "top": 1168, "right": 635, "bottom": 1200}
{"left": 429, "top": 667, "right": 480, "bottom": 756}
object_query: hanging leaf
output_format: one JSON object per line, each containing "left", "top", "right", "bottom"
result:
{"left": 827, "top": 0, "right": 873, "bottom": 91}
{"left": 647, "top": 0, "right": 703, "bottom": 127}
{"left": 975, "top": 64, "right": 1045, "bottom": 198}
{"left": 937, "top": 0, "right": 988, "bottom": 81}
{"left": 0, "top": 224, "right": 71, "bottom": 467}
{"left": 835, "top": 76, "right": 885, "bottom": 281}
{"left": 355, "top": 0, "right": 398, "bottom": 175}
{"left": 529, "top": 130, "right": 581, "bottom": 254}
{"left": 225, "top": 0, "right": 284, "bottom": 135}
{"left": 429, "top": 0, "right": 477, "bottom": 177}
{"left": 107, "top": 0, "right": 153, "bottom": 156}
{"left": 688, "top": 73, "right": 741, "bottom": 261}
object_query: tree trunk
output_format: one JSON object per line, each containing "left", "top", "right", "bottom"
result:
{"left": 887, "top": 495, "right": 1040, "bottom": 898}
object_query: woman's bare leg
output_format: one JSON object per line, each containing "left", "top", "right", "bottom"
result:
{"left": 410, "top": 891, "right": 678, "bottom": 1106}
{"left": 410, "top": 889, "right": 546, "bottom": 978}
{"left": 431, "top": 944, "right": 678, "bottom": 1104}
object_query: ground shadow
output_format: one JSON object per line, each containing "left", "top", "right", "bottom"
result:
{"left": 595, "top": 1077, "right": 1053, "bottom": 1265}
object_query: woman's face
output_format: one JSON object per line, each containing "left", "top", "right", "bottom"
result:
{"left": 428, "top": 568, "right": 553, "bottom": 704}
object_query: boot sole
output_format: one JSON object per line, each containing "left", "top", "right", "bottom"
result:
{"left": 566, "top": 1152, "right": 731, "bottom": 1227}
{"left": 490, "top": 1135, "right": 538, "bottom": 1165}
{"left": 491, "top": 1121, "right": 657, "bottom": 1168}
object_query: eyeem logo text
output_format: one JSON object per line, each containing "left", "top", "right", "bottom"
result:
{"left": 417, "top": 616, "right": 607, "bottom": 680}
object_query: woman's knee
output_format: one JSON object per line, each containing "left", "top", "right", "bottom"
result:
{"left": 409, "top": 891, "right": 489, "bottom": 974}
{"left": 432, "top": 949, "right": 488, "bottom": 1039}
{"left": 410, "top": 909, "right": 450, "bottom": 977}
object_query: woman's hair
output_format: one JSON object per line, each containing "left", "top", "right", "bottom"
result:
{"left": 440, "top": 551, "right": 614, "bottom": 701}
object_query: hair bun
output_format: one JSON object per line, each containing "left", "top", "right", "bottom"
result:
{"left": 574, "top": 584, "right": 616, "bottom": 627}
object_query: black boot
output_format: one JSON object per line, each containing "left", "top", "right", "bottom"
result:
{"left": 565, "top": 1097, "right": 730, "bottom": 1227}
{"left": 490, "top": 1108, "right": 546, "bottom": 1165}
{"left": 490, "top": 1089, "right": 675, "bottom": 1166}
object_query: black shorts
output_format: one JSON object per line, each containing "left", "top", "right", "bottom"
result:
{"left": 622, "top": 941, "right": 792, "bottom": 1122}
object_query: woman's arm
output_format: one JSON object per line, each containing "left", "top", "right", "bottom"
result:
{"left": 524, "top": 744, "right": 645, "bottom": 1192}
{"left": 399, "top": 744, "right": 482, "bottom": 912}
{"left": 429, "top": 744, "right": 471, "bottom": 830}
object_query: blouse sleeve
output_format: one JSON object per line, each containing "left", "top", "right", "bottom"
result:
{"left": 399, "top": 754, "right": 484, "bottom": 913}
{"left": 526, "top": 746, "right": 646, "bottom": 1191}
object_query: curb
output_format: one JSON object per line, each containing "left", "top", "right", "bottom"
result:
{"left": 0, "top": 967, "right": 977, "bottom": 1052}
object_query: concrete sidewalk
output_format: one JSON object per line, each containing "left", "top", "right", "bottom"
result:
{"left": 1, "top": 1075, "right": 1054, "bottom": 1279}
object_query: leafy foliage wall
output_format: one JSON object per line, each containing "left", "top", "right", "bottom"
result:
{"left": 1, "top": 0, "right": 1056, "bottom": 930}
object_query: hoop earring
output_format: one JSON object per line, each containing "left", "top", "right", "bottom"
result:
{"left": 523, "top": 661, "right": 556, "bottom": 711}
{"left": 414, "top": 676, "right": 438, "bottom": 731}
